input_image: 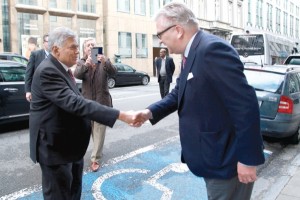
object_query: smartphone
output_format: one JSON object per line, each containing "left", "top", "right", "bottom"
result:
{"left": 91, "top": 47, "right": 103, "bottom": 63}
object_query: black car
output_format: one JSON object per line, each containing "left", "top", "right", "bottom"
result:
{"left": 0, "top": 61, "right": 82, "bottom": 125}
{"left": 0, "top": 52, "right": 28, "bottom": 65}
{"left": 244, "top": 65, "right": 300, "bottom": 144}
{"left": 108, "top": 63, "right": 150, "bottom": 88}
{"left": 0, "top": 61, "right": 29, "bottom": 125}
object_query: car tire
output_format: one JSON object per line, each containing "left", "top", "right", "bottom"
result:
{"left": 142, "top": 76, "right": 149, "bottom": 85}
{"left": 108, "top": 78, "right": 116, "bottom": 89}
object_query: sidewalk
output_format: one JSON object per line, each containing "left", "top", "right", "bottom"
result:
{"left": 275, "top": 167, "right": 300, "bottom": 200}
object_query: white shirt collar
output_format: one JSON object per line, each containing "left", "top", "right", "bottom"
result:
{"left": 184, "top": 32, "right": 197, "bottom": 58}
{"left": 58, "top": 60, "right": 69, "bottom": 72}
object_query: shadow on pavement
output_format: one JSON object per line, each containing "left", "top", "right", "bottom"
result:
{"left": 0, "top": 120, "right": 29, "bottom": 134}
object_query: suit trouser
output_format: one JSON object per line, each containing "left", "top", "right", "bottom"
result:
{"left": 204, "top": 175, "right": 254, "bottom": 200}
{"left": 91, "top": 121, "right": 107, "bottom": 163}
{"left": 159, "top": 76, "right": 170, "bottom": 98}
{"left": 39, "top": 159, "right": 83, "bottom": 200}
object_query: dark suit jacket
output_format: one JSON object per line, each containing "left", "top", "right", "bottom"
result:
{"left": 155, "top": 56, "right": 175, "bottom": 83}
{"left": 25, "top": 49, "right": 47, "bottom": 92}
{"left": 148, "top": 30, "right": 265, "bottom": 179}
{"left": 29, "top": 55, "right": 119, "bottom": 165}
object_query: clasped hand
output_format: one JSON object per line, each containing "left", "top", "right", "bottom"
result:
{"left": 119, "top": 109, "right": 151, "bottom": 127}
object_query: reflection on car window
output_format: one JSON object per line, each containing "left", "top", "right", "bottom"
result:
{"left": 123, "top": 65, "right": 134, "bottom": 72}
{"left": 244, "top": 70, "right": 284, "bottom": 93}
{"left": 12, "top": 57, "right": 27, "bottom": 65}
{"left": 0, "top": 67, "right": 26, "bottom": 82}
{"left": 288, "top": 74, "right": 300, "bottom": 94}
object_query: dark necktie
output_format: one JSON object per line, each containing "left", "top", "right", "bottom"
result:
{"left": 67, "top": 69, "right": 76, "bottom": 84}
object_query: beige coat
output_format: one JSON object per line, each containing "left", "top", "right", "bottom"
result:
{"left": 74, "top": 58, "right": 116, "bottom": 107}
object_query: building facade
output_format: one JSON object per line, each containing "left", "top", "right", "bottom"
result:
{"left": 244, "top": 0, "right": 300, "bottom": 48}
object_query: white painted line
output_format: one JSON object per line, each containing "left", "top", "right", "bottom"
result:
{"left": 1, "top": 136, "right": 179, "bottom": 200}
{"left": 92, "top": 168, "right": 150, "bottom": 200}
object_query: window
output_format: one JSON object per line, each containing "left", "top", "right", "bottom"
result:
{"left": 18, "top": 0, "right": 38, "bottom": 5}
{"left": 118, "top": 32, "right": 132, "bottom": 58}
{"left": 0, "top": 67, "right": 26, "bottom": 82}
{"left": 163, "top": 0, "right": 172, "bottom": 5}
{"left": 256, "top": 0, "right": 263, "bottom": 28}
{"left": 247, "top": 0, "right": 251, "bottom": 25}
{"left": 267, "top": 4, "right": 273, "bottom": 31}
{"left": 283, "top": 12, "right": 288, "bottom": 35}
{"left": 117, "top": 0, "right": 130, "bottom": 13}
{"left": 150, "top": 0, "right": 160, "bottom": 17}
{"left": 50, "top": 16, "right": 72, "bottom": 31}
{"left": 288, "top": 74, "right": 300, "bottom": 94}
{"left": 49, "top": 0, "right": 72, "bottom": 10}
{"left": 78, "top": 0, "right": 95, "bottom": 13}
{"left": 18, "top": 13, "right": 44, "bottom": 58}
{"left": 135, "top": 0, "right": 146, "bottom": 15}
{"left": 276, "top": 8, "right": 281, "bottom": 33}
{"left": 136, "top": 33, "right": 147, "bottom": 58}
{"left": 290, "top": 15, "right": 294, "bottom": 37}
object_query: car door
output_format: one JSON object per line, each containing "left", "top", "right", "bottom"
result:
{"left": 0, "top": 66, "right": 29, "bottom": 121}
{"left": 122, "top": 65, "right": 140, "bottom": 84}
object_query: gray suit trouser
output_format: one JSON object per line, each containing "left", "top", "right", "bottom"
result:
{"left": 204, "top": 176, "right": 254, "bottom": 200}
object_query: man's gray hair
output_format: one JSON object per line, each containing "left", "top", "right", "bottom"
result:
{"left": 154, "top": 2, "right": 198, "bottom": 28}
{"left": 48, "top": 27, "right": 77, "bottom": 52}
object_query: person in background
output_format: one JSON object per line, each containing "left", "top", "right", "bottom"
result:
{"left": 25, "top": 34, "right": 49, "bottom": 102}
{"left": 155, "top": 48, "right": 175, "bottom": 98}
{"left": 74, "top": 38, "right": 116, "bottom": 172}
{"left": 133, "top": 2, "right": 265, "bottom": 200}
{"left": 29, "top": 27, "right": 140, "bottom": 200}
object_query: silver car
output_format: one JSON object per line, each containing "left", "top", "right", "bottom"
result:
{"left": 244, "top": 65, "right": 300, "bottom": 144}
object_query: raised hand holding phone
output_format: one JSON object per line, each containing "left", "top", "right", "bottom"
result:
{"left": 91, "top": 47, "right": 103, "bottom": 64}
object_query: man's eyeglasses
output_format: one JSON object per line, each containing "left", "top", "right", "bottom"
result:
{"left": 156, "top": 25, "right": 176, "bottom": 39}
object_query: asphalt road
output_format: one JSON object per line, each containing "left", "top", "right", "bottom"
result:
{"left": 0, "top": 79, "right": 298, "bottom": 200}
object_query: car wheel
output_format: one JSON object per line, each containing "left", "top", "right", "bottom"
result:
{"left": 142, "top": 76, "right": 149, "bottom": 85}
{"left": 107, "top": 78, "right": 116, "bottom": 89}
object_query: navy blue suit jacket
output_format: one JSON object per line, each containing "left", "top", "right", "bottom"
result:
{"left": 156, "top": 56, "right": 175, "bottom": 83}
{"left": 148, "top": 30, "right": 265, "bottom": 179}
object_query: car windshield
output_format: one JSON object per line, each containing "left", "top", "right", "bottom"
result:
{"left": 244, "top": 69, "right": 284, "bottom": 93}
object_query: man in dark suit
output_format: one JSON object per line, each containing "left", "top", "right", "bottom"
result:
{"left": 29, "top": 27, "right": 138, "bottom": 200}
{"left": 134, "top": 2, "right": 265, "bottom": 200}
{"left": 155, "top": 48, "right": 175, "bottom": 98}
{"left": 25, "top": 34, "right": 49, "bottom": 102}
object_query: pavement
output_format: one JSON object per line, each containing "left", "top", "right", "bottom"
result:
{"left": 274, "top": 167, "right": 300, "bottom": 200}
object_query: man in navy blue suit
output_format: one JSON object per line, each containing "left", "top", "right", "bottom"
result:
{"left": 155, "top": 48, "right": 175, "bottom": 98}
{"left": 134, "top": 2, "right": 265, "bottom": 200}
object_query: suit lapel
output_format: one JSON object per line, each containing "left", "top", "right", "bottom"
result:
{"left": 49, "top": 55, "right": 81, "bottom": 95}
{"left": 178, "top": 30, "right": 203, "bottom": 107}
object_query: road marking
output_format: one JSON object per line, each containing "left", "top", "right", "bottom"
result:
{"left": 0, "top": 136, "right": 179, "bottom": 200}
{"left": 0, "top": 136, "right": 273, "bottom": 200}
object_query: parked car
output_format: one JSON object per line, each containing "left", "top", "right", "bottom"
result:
{"left": 108, "top": 63, "right": 150, "bottom": 88}
{"left": 244, "top": 65, "right": 300, "bottom": 144}
{"left": 0, "top": 60, "right": 82, "bottom": 125}
{"left": 283, "top": 54, "right": 300, "bottom": 65}
{"left": 0, "top": 52, "right": 28, "bottom": 65}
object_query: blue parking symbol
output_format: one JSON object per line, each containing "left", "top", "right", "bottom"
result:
{"left": 12, "top": 136, "right": 271, "bottom": 200}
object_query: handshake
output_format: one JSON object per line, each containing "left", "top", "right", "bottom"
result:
{"left": 118, "top": 109, "right": 152, "bottom": 127}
